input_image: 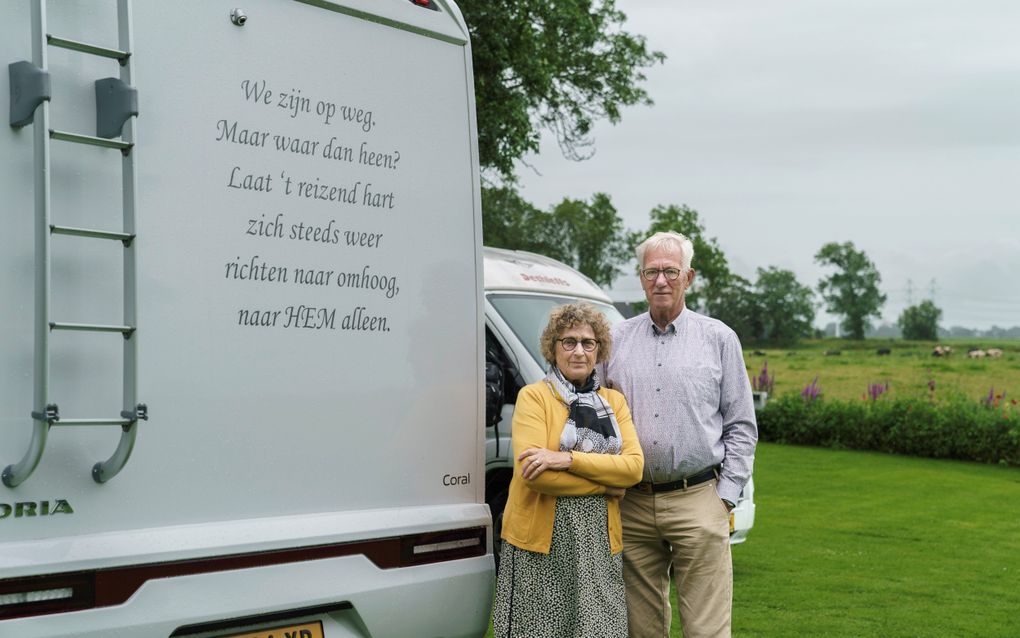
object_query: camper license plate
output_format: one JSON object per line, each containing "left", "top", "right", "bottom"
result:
{"left": 218, "top": 621, "right": 324, "bottom": 638}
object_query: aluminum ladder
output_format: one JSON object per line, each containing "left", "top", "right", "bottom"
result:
{"left": 4, "top": 0, "right": 146, "bottom": 487}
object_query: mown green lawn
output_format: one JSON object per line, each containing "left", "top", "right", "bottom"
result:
{"left": 732, "top": 442, "right": 1020, "bottom": 637}
{"left": 744, "top": 339, "right": 1020, "bottom": 402}
{"left": 487, "top": 442, "right": 1020, "bottom": 636}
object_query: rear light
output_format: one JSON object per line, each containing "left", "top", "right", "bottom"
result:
{"left": 0, "top": 573, "right": 94, "bottom": 621}
{"left": 409, "top": 0, "right": 439, "bottom": 10}
{"left": 0, "top": 588, "right": 72, "bottom": 605}
{"left": 400, "top": 527, "right": 486, "bottom": 566}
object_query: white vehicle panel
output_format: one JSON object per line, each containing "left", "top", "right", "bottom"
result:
{"left": 2, "top": 0, "right": 489, "bottom": 632}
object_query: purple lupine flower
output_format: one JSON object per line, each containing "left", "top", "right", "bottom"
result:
{"left": 801, "top": 376, "right": 821, "bottom": 401}
{"left": 983, "top": 386, "right": 995, "bottom": 407}
{"left": 867, "top": 382, "right": 888, "bottom": 401}
{"left": 752, "top": 361, "right": 775, "bottom": 395}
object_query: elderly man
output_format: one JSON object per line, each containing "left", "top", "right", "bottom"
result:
{"left": 603, "top": 231, "right": 757, "bottom": 638}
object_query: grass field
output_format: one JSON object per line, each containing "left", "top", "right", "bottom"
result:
{"left": 486, "top": 442, "right": 1020, "bottom": 637}
{"left": 743, "top": 339, "right": 1020, "bottom": 402}
{"left": 731, "top": 443, "right": 1020, "bottom": 637}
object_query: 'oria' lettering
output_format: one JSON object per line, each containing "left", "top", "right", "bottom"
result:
{"left": 0, "top": 499, "right": 74, "bottom": 520}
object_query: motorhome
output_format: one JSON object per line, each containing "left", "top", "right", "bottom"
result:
{"left": 482, "top": 247, "right": 755, "bottom": 547}
{"left": 1, "top": 1, "right": 492, "bottom": 636}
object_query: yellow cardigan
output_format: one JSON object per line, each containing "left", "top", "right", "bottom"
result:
{"left": 500, "top": 381, "right": 644, "bottom": 555}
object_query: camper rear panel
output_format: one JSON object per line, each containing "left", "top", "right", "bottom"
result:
{"left": 1, "top": 1, "right": 489, "bottom": 635}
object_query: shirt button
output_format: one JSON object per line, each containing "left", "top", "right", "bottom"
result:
{"left": 657, "top": 363, "right": 662, "bottom": 367}
{"left": 656, "top": 388, "right": 660, "bottom": 392}
{"left": 654, "top": 413, "right": 659, "bottom": 417}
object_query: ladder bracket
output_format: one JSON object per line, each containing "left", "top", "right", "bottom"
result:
{"left": 95, "top": 77, "right": 138, "bottom": 139}
{"left": 120, "top": 403, "right": 148, "bottom": 423}
{"left": 30, "top": 403, "right": 60, "bottom": 424}
{"left": 8, "top": 61, "right": 51, "bottom": 128}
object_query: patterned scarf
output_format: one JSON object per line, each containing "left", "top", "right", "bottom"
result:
{"left": 544, "top": 367, "right": 622, "bottom": 455}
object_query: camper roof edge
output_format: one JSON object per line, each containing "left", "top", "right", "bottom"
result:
{"left": 293, "top": 0, "right": 469, "bottom": 45}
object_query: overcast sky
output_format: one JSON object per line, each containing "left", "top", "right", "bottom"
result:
{"left": 514, "top": 0, "right": 1020, "bottom": 331}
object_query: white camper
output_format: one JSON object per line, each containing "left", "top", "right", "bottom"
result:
{"left": 481, "top": 248, "right": 755, "bottom": 547}
{"left": 1, "top": 1, "right": 491, "bottom": 636}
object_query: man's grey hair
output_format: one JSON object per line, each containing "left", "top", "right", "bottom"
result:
{"left": 635, "top": 231, "right": 694, "bottom": 271}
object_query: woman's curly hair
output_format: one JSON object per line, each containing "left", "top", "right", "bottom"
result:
{"left": 539, "top": 303, "right": 613, "bottom": 366}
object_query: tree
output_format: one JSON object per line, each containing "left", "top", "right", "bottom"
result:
{"left": 814, "top": 241, "right": 887, "bottom": 340}
{"left": 898, "top": 300, "right": 942, "bottom": 340}
{"left": 630, "top": 204, "right": 734, "bottom": 313}
{"left": 482, "top": 187, "right": 629, "bottom": 287}
{"left": 753, "top": 267, "right": 816, "bottom": 343}
{"left": 458, "top": 0, "right": 665, "bottom": 178}
{"left": 551, "top": 193, "right": 630, "bottom": 287}
{"left": 703, "top": 274, "right": 759, "bottom": 343}
{"left": 481, "top": 186, "right": 569, "bottom": 261}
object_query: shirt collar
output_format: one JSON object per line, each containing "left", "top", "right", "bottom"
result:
{"left": 646, "top": 308, "right": 687, "bottom": 336}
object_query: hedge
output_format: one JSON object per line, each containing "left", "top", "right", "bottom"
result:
{"left": 757, "top": 393, "right": 1020, "bottom": 466}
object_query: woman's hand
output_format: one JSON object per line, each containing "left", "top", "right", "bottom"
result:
{"left": 519, "top": 448, "right": 572, "bottom": 480}
{"left": 604, "top": 486, "right": 626, "bottom": 499}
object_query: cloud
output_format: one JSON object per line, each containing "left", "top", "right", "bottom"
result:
{"left": 516, "top": 0, "right": 1020, "bottom": 330}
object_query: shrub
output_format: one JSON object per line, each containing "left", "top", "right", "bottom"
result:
{"left": 757, "top": 393, "right": 1020, "bottom": 466}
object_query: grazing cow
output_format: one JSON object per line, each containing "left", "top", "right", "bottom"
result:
{"left": 876, "top": 348, "right": 891, "bottom": 355}
{"left": 968, "top": 349, "right": 987, "bottom": 358}
{"left": 752, "top": 350, "right": 767, "bottom": 356}
{"left": 932, "top": 345, "right": 953, "bottom": 357}
{"left": 987, "top": 348, "right": 1004, "bottom": 358}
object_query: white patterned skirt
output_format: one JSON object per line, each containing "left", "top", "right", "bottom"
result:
{"left": 493, "top": 495, "right": 627, "bottom": 638}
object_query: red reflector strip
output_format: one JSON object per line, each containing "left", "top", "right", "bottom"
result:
{"left": 0, "top": 527, "right": 487, "bottom": 621}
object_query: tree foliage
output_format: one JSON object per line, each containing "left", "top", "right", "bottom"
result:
{"left": 458, "top": 0, "right": 665, "bottom": 178}
{"left": 481, "top": 187, "right": 628, "bottom": 287}
{"left": 815, "top": 241, "right": 887, "bottom": 340}
{"left": 753, "top": 267, "right": 816, "bottom": 343}
{"left": 898, "top": 300, "right": 942, "bottom": 341}
{"left": 551, "top": 193, "right": 630, "bottom": 287}
{"left": 481, "top": 186, "right": 568, "bottom": 260}
{"left": 703, "top": 274, "right": 759, "bottom": 342}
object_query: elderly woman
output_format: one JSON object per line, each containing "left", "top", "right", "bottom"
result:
{"left": 493, "top": 303, "right": 644, "bottom": 638}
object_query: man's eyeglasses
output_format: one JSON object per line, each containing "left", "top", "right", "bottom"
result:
{"left": 641, "top": 267, "right": 683, "bottom": 281}
{"left": 557, "top": 338, "right": 600, "bottom": 352}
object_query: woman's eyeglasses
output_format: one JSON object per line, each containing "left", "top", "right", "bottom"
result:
{"left": 557, "top": 338, "right": 599, "bottom": 352}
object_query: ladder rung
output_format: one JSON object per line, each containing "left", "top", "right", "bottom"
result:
{"left": 50, "top": 129, "right": 132, "bottom": 150}
{"left": 51, "top": 225, "right": 135, "bottom": 244}
{"left": 47, "top": 34, "right": 130, "bottom": 62}
{"left": 50, "top": 322, "right": 135, "bottom": 336}
{"left": 53, "top": 418, "right": 133, "bottom": 427}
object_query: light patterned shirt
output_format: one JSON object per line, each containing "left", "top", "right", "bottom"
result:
{"left": 602, "top": 309, "right": 757, "bottom": 504}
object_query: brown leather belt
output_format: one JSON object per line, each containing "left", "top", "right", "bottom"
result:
{"left": 631, "top": 466, "right": 719, "bottom": 494}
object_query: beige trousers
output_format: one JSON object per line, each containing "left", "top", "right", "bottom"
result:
{"left": 621, "top": 479, "right": 732, "bottom": 638}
